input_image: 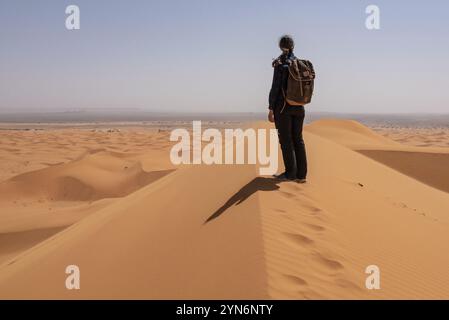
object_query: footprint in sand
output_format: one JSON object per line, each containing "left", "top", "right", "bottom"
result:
{"left": 279, "top": 191, "right": 297, "bottom": 199}
{"left": 303, "top": 222, "right": 326, "bottom": 232}
{"left": 283, "top": 274, "right": 308, "bottom": 286}
{"left": 334, "top": 278, "right": 363, "bottom": 291}
{"left": 283, "top": 183, "right": 305, "bottom": 193}
{"left": 283, "top": 232, "right": 315, "bottom": 246}
{"left": 7, "top": 259, "right": 17, "bottom": 266}
{"left": 312, "top": 252, "right": 344, "bottom": 271}
{"left": 299, "top": 203, "right": 324, "bottom": 215}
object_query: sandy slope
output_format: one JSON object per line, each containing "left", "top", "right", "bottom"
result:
{"left": 0, "top": 120, "right": 449, "bottom": 299}
{"left": 0, "top": 128, "right": 176, "bottom": 265}
{"left": 0, "top": 164, "right": 267, "bottom": 299}
{"left": 261, "top": 121, "right": 449, "bottom": 299}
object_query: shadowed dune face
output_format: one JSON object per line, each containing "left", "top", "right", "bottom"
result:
{"left": 357, "top": 150, "right": 449, "bottom": 194}
{"left": 306, "top": 119, "right": 449, "bottom": 194}
{"left": 0, "top": 227, "right": 66, "bottom": 265}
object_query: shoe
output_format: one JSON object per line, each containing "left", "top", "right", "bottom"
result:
{"left": 296, "top": 178, "right": 307, "bottom": 184}
{"left": 273, "top": 172, "right": 296, "bottom": 181}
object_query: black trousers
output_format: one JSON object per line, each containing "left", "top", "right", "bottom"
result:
{"left": 274, "top": 105, "right": 307, "bottom": 179}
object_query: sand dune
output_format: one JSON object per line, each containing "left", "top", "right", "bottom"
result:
{"left": 0, "top": 120, "right": 449, "bottom": 299}
{"left": 0, "top": 227, "right": 66, "bottom": 266}
{"left": 306, "top": 119, "right": 399, "bottom": 148}
{"left": 0, "top": 127, "right": 173, "bottom": 182}
{"left": 0, "top": 150, "right": 173, "bottom": 266}
{"left": 357, "top": 150, "right": 449, "bottom": 194}
{"left": 0, "top": 164, "right": 267, "bottom": 299}
{"left": 0, "top": 151, "right": 174, "bottom": 202}
{"left": 0, "top": 129, "right": 176, "bottom": 265}
{"left": 262, "top": 121, "right": 449, "bottom": 299}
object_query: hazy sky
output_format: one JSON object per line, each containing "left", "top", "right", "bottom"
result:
{"left": 1, "top": 0, "right": 449, "bottom": 114}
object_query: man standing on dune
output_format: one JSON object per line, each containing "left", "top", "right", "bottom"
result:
{"left": 268, "top": 35, "right": 314, "bottom": 183}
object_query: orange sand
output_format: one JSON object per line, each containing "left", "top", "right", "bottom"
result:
{"left": 0, "top": 120, "right": 448, "bottom": 299}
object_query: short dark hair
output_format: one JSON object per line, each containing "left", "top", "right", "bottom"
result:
{"left": 279, "top": 35, "right": 295, "bottom": 51}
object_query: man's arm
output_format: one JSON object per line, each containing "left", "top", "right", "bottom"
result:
{"left": 268, "top": 63, "right": 281, "bottom": 110}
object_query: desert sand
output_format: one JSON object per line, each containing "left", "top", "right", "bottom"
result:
{"left": 373, "top": 126, "right": 449, "bottom": 148}
{"left": 0, "top": 119, "right": 449, "bottom": 299}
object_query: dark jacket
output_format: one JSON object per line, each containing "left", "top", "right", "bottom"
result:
{"left": 268, "top": 52, "right": 296, "bottom": 110}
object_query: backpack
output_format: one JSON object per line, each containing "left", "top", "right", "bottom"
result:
{"left": 283, "top": 58, "right": 315, "bottom": 109}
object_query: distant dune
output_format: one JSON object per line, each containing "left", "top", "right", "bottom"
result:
{"left": 0, "top": 119, "right": 449, "bottom": 299}
{"left": 306, "top": 119, "right": 400, "bottom": 148}
{"left": 1, "top": 151, "right": 174, "bottom": 202}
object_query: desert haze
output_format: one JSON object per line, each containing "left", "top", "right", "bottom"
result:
{"left": 0, "top": 116, "right": 449, "bottom": 299}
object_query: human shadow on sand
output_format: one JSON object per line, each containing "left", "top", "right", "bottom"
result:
{"left": 204, "top": 177, "right": 281, "bottom": 224}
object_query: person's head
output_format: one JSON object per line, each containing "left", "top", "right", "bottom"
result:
{"left": 279, "top": 35, "right": 295, "bottom": 54}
